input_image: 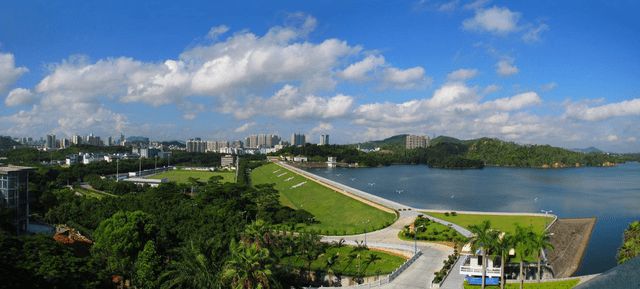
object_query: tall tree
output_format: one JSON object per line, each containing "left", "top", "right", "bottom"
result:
{"left": 160, "top": 241, "right": 219, "bottom": 289}
{"left": 222, "top": 240, "right": 279, "bottom": 289}
{"left": 514, "top": 225, "right": 535, "bottom": 289}
{"left": 491, "top": 232, "right": 514, "bottom": 289}
{"left": 468, "top": 220, "right": 497, "bottom": 289}
{"left": 135, "top": 240, "right": 162, "bottom": 289}
{"left": 92, "top": 210, "right": 158, "bottom": 279}
{"left": 530, "top": 231, "right": 554, "bottom": 282}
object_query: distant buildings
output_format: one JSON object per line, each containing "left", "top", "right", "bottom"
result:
{"left": 186, "top": 138, "right": 207, "bottom": 153}
{"left": 244, "top": 134, "right": 280, "bottom": 148}
{"left": 320, "top": 134, "right": 329, "bottom": 146}
{"left": 405, "top": 135, "right": 430, "bottom": 149}
{"left": 327, "top": 156, "right": 337, "bottom": 168}
{"left": 0, "top": 165, "right": 34, "bottom": 232}
{"left": 72, "top": 135, "right": 83, "bottom": 145}
{"left": 85, "top": 133, "right": 102, "bottom": 146}
{"left": 46, "top": 134, "right": 56, "bottom": 149}
{"left": 291, "top": 133, "right": 306, "bottom": 146}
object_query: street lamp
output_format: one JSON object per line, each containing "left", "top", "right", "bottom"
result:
{"left": 540, "top": 209, "right": 553, "bottom": 215}
{"left": 116, "top": 158, "right": 119, "bottom": 182}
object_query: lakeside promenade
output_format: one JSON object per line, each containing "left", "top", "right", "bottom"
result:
{"left": 273, "top": 161, "right": 590, "bottom": 289}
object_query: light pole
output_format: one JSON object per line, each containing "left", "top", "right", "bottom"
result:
{"left": 540, "top": 209, "right": 553, "bottom": 215}
{"left": 154, "top": 155, "right": 158, "bottom": 171}
{"left": 138, "top": 156, "right": 142, "bottom": 176}
{"left": 116, "top": 158, "right": 119, "bottom": 182}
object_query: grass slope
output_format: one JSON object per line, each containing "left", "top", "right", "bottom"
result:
{"left": 464, "top": 279, "right": 579, "bottom": 289}
{"left": 74, "top": 187, "right": 117, "bottom": 199}
{"left": 149, "top": 169, "right": 235, "bottom": 183}
{"left": 282, "top": 246, "right": 406, "bottom": 276}
{"left": 251, "top": 163, "right": 397, "bottom": 235}
{"left": 425, "top": 212, "right": 553, "bottom": 234}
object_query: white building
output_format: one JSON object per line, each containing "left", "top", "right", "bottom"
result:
{"left": 320, "top": 134, "right": 329, "bottom": 145}
{"left": 221, "top": 155, "right": 235, "bottom": 168}
{"left": 327, "top": 156, "right": 337, "bottom": 168}
{"left": 293, "top": 156, "right": 308, "bottom": 162}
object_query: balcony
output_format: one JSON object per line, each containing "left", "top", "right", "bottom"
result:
{"left": 459, "top": 255, "right": 502, "bottom": 277}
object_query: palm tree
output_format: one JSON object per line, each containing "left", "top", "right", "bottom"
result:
{"left": 222, "top": 240, "right": 279, "bottom": 289}
{"left": 468, "top": 220, "right": 498, "bottom": 289}
{"left": 530, "top": 231, "right": 554, "bottom": 282}
{"left": 514, "top": 225, "right": 535, "bottom": 289}
{"left": 160, "top": 241, "right": 218, "bottom": 289}
{"left": 325, "top": 253, "right": 340, "bottom": 285}
{"left": 491, "top": 232, "right": 514, "bottom": 289}
{"left": 242, "top": 219, "right": 273, "bottom": 249}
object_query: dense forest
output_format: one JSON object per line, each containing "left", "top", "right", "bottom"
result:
{"left": 0, "top": 160, "right": 339, "bottom": 289}
{"left": 275, "top": 135, "right": 627, "bottom": 169}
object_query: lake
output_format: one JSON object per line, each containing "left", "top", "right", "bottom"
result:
{"left": 305, "top": 162, "right": 640, "bottom": 275}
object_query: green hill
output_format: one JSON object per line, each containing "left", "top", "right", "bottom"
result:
{"left": 356, "top": 134, "right": 407, "bottom": 149}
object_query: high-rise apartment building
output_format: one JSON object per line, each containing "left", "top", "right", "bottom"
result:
{"left": 244, "top": 134, "right": 280, "bottom": 148}
{"left": 46, "top": 134, "right": 56, "bottom": 149}
{"left": 186, "top": 138, "right": 207, "bottom": 153}
{"left": 291, "top": 133, "right": 306, "bottom": 147}
{"left": 85, "top": 133, "right": 102, "bottom": 146}
{"left": 320, "top": 134, "right": 329, "bottom": 145}
{"left": 0, "top": 166, "right": 33, "bottom": 232}
{"left": 405, "top": 135, "right": 430, "bottom": 149}
{"left": 71, "top": 135, "right": 83, "bottom": 145}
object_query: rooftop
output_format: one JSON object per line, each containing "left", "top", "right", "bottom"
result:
{"left": 0, "top": 165, "right": 34, "bottom": 173}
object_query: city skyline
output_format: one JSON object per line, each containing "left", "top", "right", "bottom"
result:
{"left": 1, "top": 1, "right": 640, "bottom": 152}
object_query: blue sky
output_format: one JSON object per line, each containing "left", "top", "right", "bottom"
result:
{"left": 1, "top": 0, "right": 639, "bottom": 152}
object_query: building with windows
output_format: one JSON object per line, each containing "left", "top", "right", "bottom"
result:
{"left": 186, "top": 138, "right": 207, "bottom": 153}
{"left": 291, "top": 133, "right": 306, "bottom": 146}
{"left": 0, "top": 165, "right": 34, "bottom": 232}
{"left": 71, "top": 135, "right": 83, "bottom": 145}
{"left": 244, "top": 134, "right": 280, "bottom": 148}
{"left": 405, "top": 135, "right": 430, "bottom": 149}
{"left": 46, "top": 134, "right": 56, "bottom": 149}
{"left": 221, "top": 155, "right": 235, "bottom": 167}
{"left": 320, "top": 134, "right": 329, "bottom": 145}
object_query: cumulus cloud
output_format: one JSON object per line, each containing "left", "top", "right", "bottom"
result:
{"left": 541, "top": 82, "right": 557, "bottom": 92}
{"left": 522, "top": 23, "right": 549, "bottom": 43}
{"left": 0, "top": 52, "right": 28, "bottom": 94}
{"left": 5, "top": 88, "right": 36, "bottom": 107}
{"left": 463, "top": 0, "right": 490, "bottom": 10}
{"left": 382, "top": 66, "right": 430, "bottom": 89}
{"left": 241, "top": 85, "right": 354, "bottom": 120}
{"left": 463, "top": 6, "right": 521, "bottom": 34}
{"left": 339, "top": 55, "right": 385, "bottom": 81}
{"left": 606, "top": 134, "right": 619, "bottom": 142}
{"left": 496, "top": 58, "right": 519, "bottom": 76}
{"left": 483, "top": 92, "right": 541, "bottom": 111}
{"left": 206, "top": 25, "right": 230, "bottom": 39}
{"left": 447, "top": 68, "right": 479, "bottom": 81}
{"left": 234, "top": 122, "right": 255, "bottom": 133}
{"left": 309, "top": 122, "right": 333, "bottom": 134}
{"left": 565, "top": 98, "right": 640, "bottom": 121}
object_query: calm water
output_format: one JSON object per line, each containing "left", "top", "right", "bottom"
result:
{"left": 306, "top": 162, "right": 640, "bottom": 275}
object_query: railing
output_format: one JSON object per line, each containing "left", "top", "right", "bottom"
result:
{"left": 460, "top": 266, "right": 501, "bottom": 275}
{"left": 310, "top": 250, "right": 423, "bottom": 289}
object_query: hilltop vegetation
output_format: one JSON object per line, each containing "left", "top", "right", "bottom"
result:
{"left": 275, "top": 135, "right": 624, "bottom": 169}
{"left": 0, "top": 136, "right": 20, "bottom": 151}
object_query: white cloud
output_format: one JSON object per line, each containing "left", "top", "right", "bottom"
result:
{"left": 206, "top": 25, "right": 230, "bottom": 39}
{"left": 438, "top": 0, "right": 459, "bottom": 12}
{"left": 5, "top": 88, "right": 36, "bottom": 107}
{"left": 241, "top": 85, "right": 354, "bottom": 120}
{"left": 463, "top": 0, "right": 490, "bottom": 10}
{"left": 484, "top": 92, "right": 541, "bottom": 111}
{"left": 310, "top": 122, "right": 333, "bottom": 134}
{"left": 522, "top": 23, "right": 549, "bottom": 43}
{"left": 606, "top": 134, "right": 619, "bottom": 142}
{"left": 541, "top": 82, "right": 557, "bottom": 92}
{"left": 382, "top": 66, "right": 429, "bottom": 89}
{"left": 565, "top": 98, "right": 640, "bottom": 121}
{"left": 447, "top": 68, "right": 478, "bottom": 81}
{"left": 234, "top": 122, "right": 255, "bottom": 133}
{"left": 463, "top": 6, "right": 521, "bottom": 34}
{"left": 0, "top": 52, "right": 28, "bottom": 94}
{"left": 496, "top": 58, "right": 519, "bottom": 76}
{"left": 627, "top": 137, "right": 637, "bottom": 143}
{"left": 339, "top": 55, "right": 385, "bottom": 81}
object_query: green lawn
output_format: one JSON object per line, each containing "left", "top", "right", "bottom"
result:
{"left": 281, "top": 246, "right": 406, "bottom": 276}
{"left": 149, "top": 169, "right": 236, "bottom": 184}
{"left": 398, "top": 216, "right": 467, "bottom": 243}
{"left": 464, "top": 279, "right": 579, "bottom": 289}
{"left": 251, "top": 163, "right": 397, "bottom": 235}
{"left": 425, "top": 212, "right": 553, "bottom": 234}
